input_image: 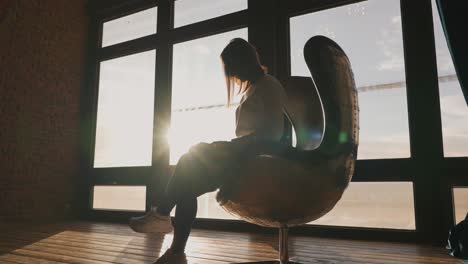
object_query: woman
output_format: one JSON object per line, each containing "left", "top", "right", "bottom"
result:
{"left": 129, "top": 38, "right": 287, "bottom": 263}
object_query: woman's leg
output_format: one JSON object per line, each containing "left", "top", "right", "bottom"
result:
{"left": 156, "top": 151, "right": 202, "bottom": 214}
{"left": 156, "top": 153, "right": 203, "bottom": 253}
{"left": 154, "top": 196, "right": 197, "bottom": 263}
{"left": 170, "top": 197, "right": 197, "bottom": 253}
{"left": 129, "top": 151, "right": 208, "bottom": 236}
{"left": 158, "top": 142, "right": 231, "bottom": 256}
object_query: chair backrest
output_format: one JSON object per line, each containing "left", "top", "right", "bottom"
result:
{"left": 284, "top": 36, "right": 358, "bottom": 159}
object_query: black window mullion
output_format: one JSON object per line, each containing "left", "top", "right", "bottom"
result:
{"left": 92, "top": 167, "right": 153, "bottom": 185}
{"left": 354, "top": 159, "right": 413, "bottom": 182}
{"left": 276, "top": 1, "right": 290, "bottom": 82}
{"left": 91, "top": 0, "right": 158, "bottom": 23}
{"left": 401, "top": 0, "right": 452, "bottom": 243}
{"left": 285, "top": 0, "right": 365, "bottom": 18}
{"left": 247, "top": 0, "right": 279, "bottom": 76}
{"left": 79, "top": 15, "right": 102, "bottom": 217}
{"left": 447, "top": 157, "right": 468, "bottom": 186}
{"left": 98, "top": 35, "right": 158, "bottom": 61}
{"left": 148, "top": 0, "right": 174, "bottom": 210}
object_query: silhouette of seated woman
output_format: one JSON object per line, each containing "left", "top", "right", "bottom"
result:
{"left": 129, "top": 38, "right": 288, "bottom": 263}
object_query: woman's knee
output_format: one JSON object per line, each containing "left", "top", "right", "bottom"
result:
{"left": 174, "top": 154, "right": 202, "bottom": 183}
{"left": 188, "top": 142, "right": 210, "bottom": 154}
{"left": 177, "top": 153, "right": 191, "bottom": 165}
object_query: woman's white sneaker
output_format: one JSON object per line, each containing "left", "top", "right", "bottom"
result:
{"left": 129, "top": 211, "right": 173, "bottom": 234}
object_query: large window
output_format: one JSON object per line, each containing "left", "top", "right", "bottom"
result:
{"left": 87, "top": 0, "right": 467, "bottom": 242}
{"left": 94, "top": 51, "right": 156, "bottom": 168}
{"left": 290, "top": 0, "right": 410, "bottom": 160}
{"left": 431, "top": 0, "right": 468, "bottom": 157}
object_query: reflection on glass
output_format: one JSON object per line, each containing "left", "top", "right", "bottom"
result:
{"left": 94, "top": 51, "right": 155, "bottom": 168}
{"left": 174, "top": 0, "right": 247, "bottom": 28}
{"left": 290, "top": 0, "right": 410, "bottom": 159}
{"left": 453, "top": 188, "right": 468, "bottom": 223}
{"left": 93, "top": 186, "right": 146, "bottom": 211}
{"left": 310, "top": 182, "right": 416, "bottom": 229}
{"left": 170, "top": 28, "right": 247, "bottom": 165}
{"left": 431, "top": 1, "right": 468, "bottom": 157}
{"left": 102, "top": 7, "right": 157, "bottom": 47}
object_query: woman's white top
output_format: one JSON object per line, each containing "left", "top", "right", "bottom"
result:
{"left": 235, "top": 74, "right": 287, "bottom": 141}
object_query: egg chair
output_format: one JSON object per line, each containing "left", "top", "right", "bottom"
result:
{"left": 216, "top": 36, "right": 359, "bottom": 263}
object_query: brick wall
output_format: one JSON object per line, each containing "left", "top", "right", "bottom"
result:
{"left": 0, "top": 0, "right": 88, "bottom": 221}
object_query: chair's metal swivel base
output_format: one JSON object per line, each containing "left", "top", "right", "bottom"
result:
{"left": 233, "top": 227, "right": 303, "bottom": 264}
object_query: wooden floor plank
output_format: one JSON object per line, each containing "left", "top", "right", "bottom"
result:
{"left": 0, "top": 253, "right": 67, "bottom": 264}
{"left": 0, "top": 260, "right": 19, "bottom": 264}
{"left": 0, "top": 221, "right": 462, "bottom": 264}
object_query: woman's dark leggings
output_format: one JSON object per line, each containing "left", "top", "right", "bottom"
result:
{"left": 156, "top": 147, "right": 224, "bottom": 253}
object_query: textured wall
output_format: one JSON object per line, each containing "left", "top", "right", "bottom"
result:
{"left": 0, "top": 0, "right": 88, "bottom": 221}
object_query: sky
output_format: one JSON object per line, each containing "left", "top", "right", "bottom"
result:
{"left": 91, "top": 0, "right": 468, "bottom": 228}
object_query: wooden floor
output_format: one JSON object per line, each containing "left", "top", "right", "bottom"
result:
{"left": 0, "top": 221, "right": 462, "bottom": 264}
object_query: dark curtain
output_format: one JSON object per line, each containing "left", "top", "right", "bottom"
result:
{"left": 435, "top": 0, "right": 468, "bottom": 105}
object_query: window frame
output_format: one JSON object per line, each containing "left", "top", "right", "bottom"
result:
{"left": 79, "top": 0, "right": 468, "bottom": 243}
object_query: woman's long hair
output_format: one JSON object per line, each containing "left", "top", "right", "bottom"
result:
{"left": 220, "top": 38, "right": 267, "bottom": 105}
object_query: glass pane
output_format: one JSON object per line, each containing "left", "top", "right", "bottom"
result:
{"left": 102, "top": 7, "right": 157, "bottom": 47}
{"left": 174, "top": 0, "right": 247, "bottom": 28}
{"left": 310, "top": 182, "right": 415, "bottom": 229}
{"left": 453, "top": 188, "right": 468, "bottom": 223}
{"left": 93, "top": 186, "right": 146, "bottom": 211}
{"left": 431, "top": 1, "right": 468, "bottom": 157}
{"left": 290, "top": 0, "right": 410, "bottom": 159}
{"left": 94, "top": 51, "right": 155, "bottom": 168}
{"left": 170, "top": 28, "right": 248, "bottom": 165}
